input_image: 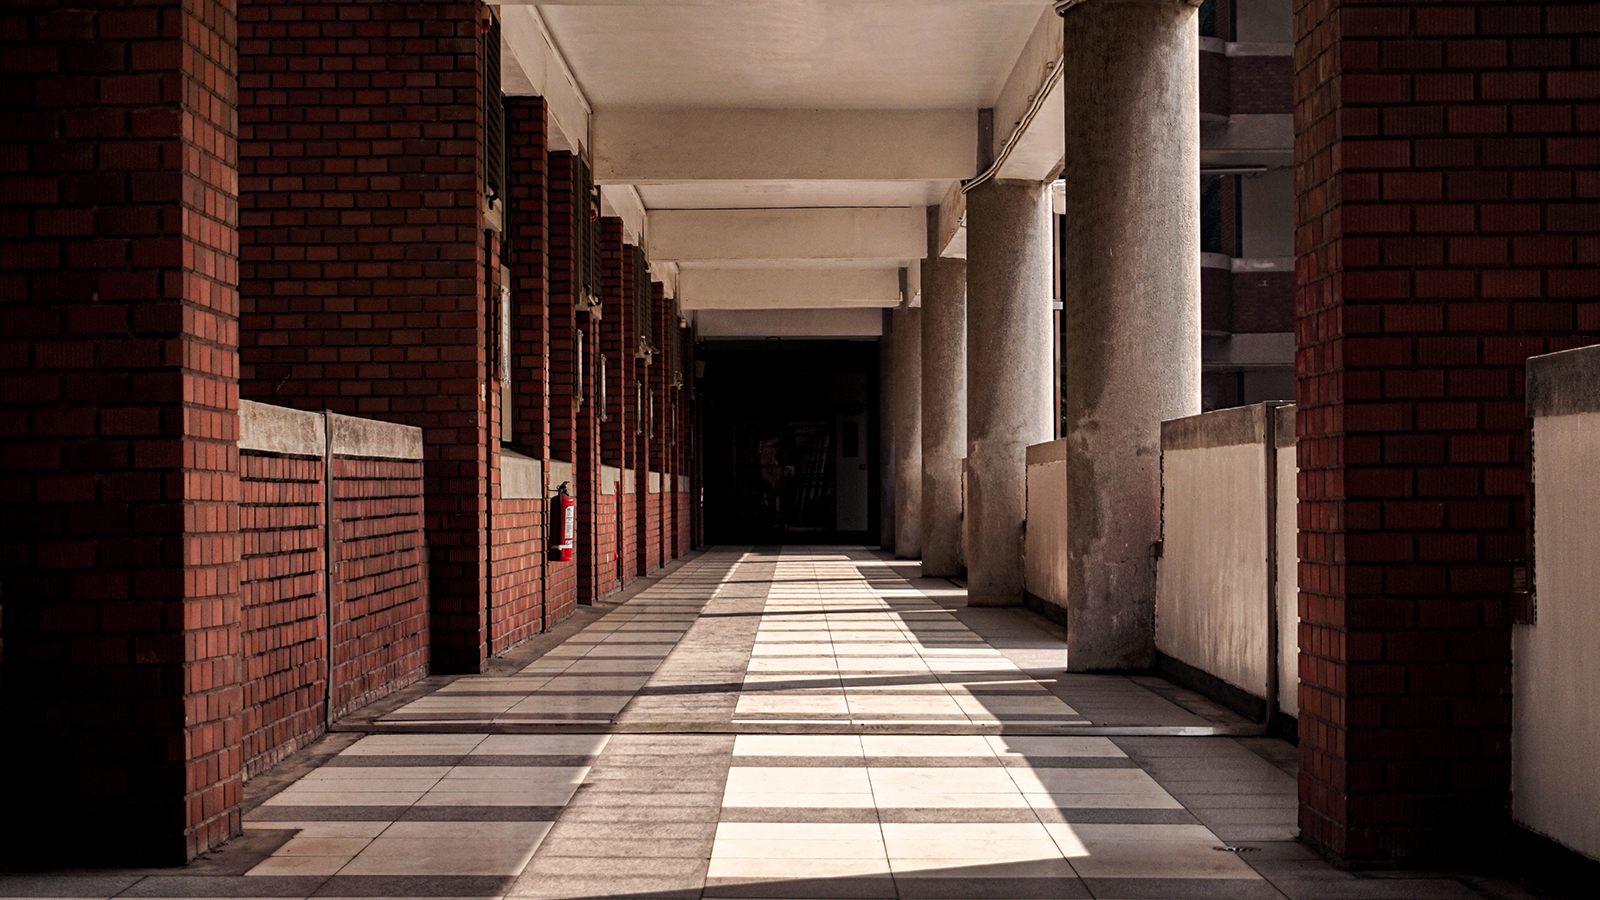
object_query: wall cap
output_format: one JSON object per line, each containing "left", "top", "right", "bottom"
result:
{"left": 1273, "top": 404, "right": 1297, "bottom": 448}
{"left": 548, "top": 459, "right": 575, "bottom": 493}
{"left": 1026, "top": 438, "right": 1069, "bottom": 466}
{"left": 502, "top": 450, "right": 543, "bottom": 500}
{"left": 1161, "top": 402, "right": 1269, "bottom": 451}
{"left": 329, "top": 412, "right": 424, "bottom": 460}
{"left": 239, "top": 400, "right": 324, "bottom": 456}
{"left": 1527, "top": 344, "right": 1600, "bottom": 418}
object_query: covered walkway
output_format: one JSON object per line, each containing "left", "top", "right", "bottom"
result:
{"left": 6, "top": 549, "right": 1539, "bottom": 900}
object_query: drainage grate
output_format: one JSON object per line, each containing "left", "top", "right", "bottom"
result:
{"left": 1214, "top": 846, "right": 1260, "bottom": 853}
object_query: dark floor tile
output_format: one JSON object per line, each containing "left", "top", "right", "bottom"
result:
{"left": 876, "top": 808, "right": 1044, "bottom": 824}
{"left": 718, "top": 807, "right": 882, "bottom": 824}
{"left": 1030, "top": 807, "right": 1200, "bottom": 825}
{"left": 1080, "top": 877, "right": 1287, "bottom": 899}
{"left": 703, "top": 875, "right": 896, "bottom": 899}
{"left": 0, "top": 875, "right": 146, "bottom": 898}
{"left": 314, "top": 874, "right": 513, "bottom": 897}
{"left": 121, "top": 875, "right": 331, "bottom": 897}
{"left": 396, "top": 805, "right": 564, "bottom": 822}
{"left": 893, "top": 875, "right": 1092, "bottom": 899}
{"left": 246, "top": 805, "right": 412, "bottom": 822}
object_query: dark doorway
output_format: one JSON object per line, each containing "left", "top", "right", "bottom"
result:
{"left": 700, "top": 340, "right": 879, "bottom": 544}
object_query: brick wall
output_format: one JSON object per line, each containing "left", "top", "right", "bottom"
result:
{"left": 240, "top": 451, "right": 324, "bottom": 777}
{"left": 329, "top": 456, "right": 428, "bottom": 716}
{"left": 0, "top": 0, "right": 244, "bottom": 865}
{"left": 1294, "top": 0, "right": 1600, "bottom": 862}
{"left": 1234, "top": 271, "right": 1297, "bottom": 332}
{"left": 235, "top": 0, "right": 492, "bottom": 674}
{"left": 490, "top": 497, "right": 545, "bottom": 653}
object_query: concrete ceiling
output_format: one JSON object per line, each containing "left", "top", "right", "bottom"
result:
{"left": 497, "top": 0, "right": 1064, "bottom": 333}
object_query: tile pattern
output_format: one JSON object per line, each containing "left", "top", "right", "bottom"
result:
{"left": 0, "top": 548, "right": 1543, "bottom": 900}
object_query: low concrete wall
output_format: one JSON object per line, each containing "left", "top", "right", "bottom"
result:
{"left": 1157, "top": 405, "right": 1273, "bottom": 701}
{"left": 1023, "top": 439, "right": 1069, "bottom": 611}
{"left": 1272, "top": 404, "right": 1298, "bottom": 719}
{"left": 236, "top": 401, "right": 429, "bottom": 773}
{"left": 1515, "top": 345, "right": 1600, "bottom": 863}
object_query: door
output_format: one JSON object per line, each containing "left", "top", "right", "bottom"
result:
{"left": 834, "top": 415, "right": 868, "bottom": 532}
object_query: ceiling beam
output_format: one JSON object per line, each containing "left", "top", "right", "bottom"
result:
{"left": 993, "top": 7, "right": 1065, "bottom": 183}
{"left": 593, "top": 108, "right": 977, "bottom": 184}
{"left": 500, "top": 5, "right": 591, "bottom": 153}
{"left": 677, "top": 267, "right": 902, "bottom": 310}
{"left": 694, "top": 308, "right": 885, "bottom": 340}
{"left": 648, "top": 208, "right": 926, "bottom": 263}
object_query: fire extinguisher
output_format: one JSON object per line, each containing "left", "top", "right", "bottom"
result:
{"left": 549, "top": 482, "right": 577, "bottom": 562}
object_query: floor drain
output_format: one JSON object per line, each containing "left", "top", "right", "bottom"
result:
{"left": 1214, "top": 846, "right": 1259, "bottom": 853}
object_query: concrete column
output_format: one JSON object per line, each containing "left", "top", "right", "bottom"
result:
{"left": 878, "top": 312, "right": 895, "bottom": 550}
{"left": 965, "top": 179, "right": 1054, "bottom": 605}
{"left": 920, "top": 208, "right": 966, "bottom": 577}
{"left": 1061, "top": 0, "right": 1201, "bottom": 670}
{"left": 892, "top": 305, "right": 923, "bottom": 558}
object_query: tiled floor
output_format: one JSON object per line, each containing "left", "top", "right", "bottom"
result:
{"left": 0, "top": 548, "right": 1551, "bottom": 900}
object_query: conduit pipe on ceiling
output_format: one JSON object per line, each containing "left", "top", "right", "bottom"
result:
{"left": 960, "top": 0, "right": 1082, "bottom": 195}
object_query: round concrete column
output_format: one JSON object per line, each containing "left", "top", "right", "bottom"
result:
{"left": 919, "top": 212, "right": 966, "bottom": 578}
{"left": 966, "top": 179, "right": 1053, "bottom": 605}
{"left": 892, "top": 305, "right": 922, "bottom": 558}
{"left": 1061, "top": 0, "right": 1201, "bottom": 669}
{"left": 878, "top": 314, "right": 895, "bottom": 551}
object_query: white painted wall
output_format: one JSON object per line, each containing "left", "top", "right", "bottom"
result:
{"left": 1157, "top": 442, "right": 1271, "bottom": 698}
{"left": 1023, "top": 440, "right": 1069, "bottom": 608}
{"left": 1514, "top": 408, "right": 1600, "bottom": 863}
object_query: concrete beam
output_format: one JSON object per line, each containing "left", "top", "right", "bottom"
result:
{"left": 695, "top": 307, "right": 885, "bottom": 339}
{"left": 677, "top": 266, "right": 902, "bottom": 310}
{"left": 648, "top": 208, "right": 926, "bottom": 263}
{"left": 593, "top": 108, "right": 977, "bottom": 184}
{"left": 500, "top": 5, "right": 591, "bottom": 154}
{"left": 600, "top": 184, "right": 647, "bottom": 246}
{"left": 993, "top": 8, "right": 1065, "bottom": 183}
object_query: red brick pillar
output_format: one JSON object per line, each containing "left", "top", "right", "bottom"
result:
{"left": 235, "top": 0, "right": 490, "bottom": 673}
{"left": 0, "top": 0, "right": 243, "bottom": 865}
{"left": 1294, "top": 0, "right": 1600, "bottom": 862}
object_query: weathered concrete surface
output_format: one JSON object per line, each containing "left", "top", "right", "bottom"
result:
{"left": 1515, "top": 357, "right": 1600, "bottom": 864}
{"left": 1024, "top": 439, "right": 1069, "bottom": 610}
{"left": 1062, "top": 0, "right": 1201, "bottom": 669}
{"left": 239, "top": 400, "right": 324, "bottom": 457}
{"left": 893, "top": 306, "right": 923, "bottom": 558}
{"left": 879, "top": 316, "right": 896, "bottom": 551}
{"left": 503, "top": 450, "right": 544, "bottom": 500}
{"left": 1273, "top": 404, "right": 1298, "bottom": 719}
{"left": 1155, "top": 406, "right": 1269, "bottom": 700}
{"left": 920, "top": 206, "right": 967, "bottom": 577}
{"left": 965, "top": 178, "right": 1053, "bottom": 606}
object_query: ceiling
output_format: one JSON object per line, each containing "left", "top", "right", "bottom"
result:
{"left": 498, "top": 0, "right": 1062, "bottom": 336}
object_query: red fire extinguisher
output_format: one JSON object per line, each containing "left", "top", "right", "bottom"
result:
{"left": 549, "top": 482, "right": 576, "bottom": 562}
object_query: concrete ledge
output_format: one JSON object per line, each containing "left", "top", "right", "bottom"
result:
{"left": 648, "top": 472, "right": 661, "bottom": 494}
{"left": 502, "top": 451, "right": 543, "bottom": 500}
{"left": 239, "top": 400, "right": 324, "bottom": 457}
{"left": 1528, "top": 344, "right": 1600, "bottom": 418}
{"left": 329, "top": 412, "right": 423, "bottom": 460}
{"left": 1025, "top": 438, "right": 1068, "bottom": 466}
{"left": 624, "top": 469, "right": 636, "bottom": 494}
{"left": 1273, "top": 403, "right": 1297, "bottom": 448}
{"left": 548, "top": 459, "right": 575, "bottom": 493}
{"left": 678, "top": 474, "right": 690, "bottom": 493}
{"left": 601, "top": 465, "right": 620, "bottom": 496}
{"left": 1161, "top": 403, "right": 1266, "bottom": 451}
